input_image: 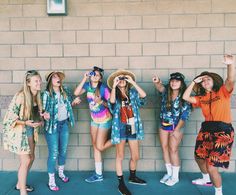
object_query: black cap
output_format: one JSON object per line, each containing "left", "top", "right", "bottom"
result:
{"left": 170, "top": 72, "right": 185, "bottom": 81}
{"left": 93, "top": 66, "right": 104, "bottom": 73}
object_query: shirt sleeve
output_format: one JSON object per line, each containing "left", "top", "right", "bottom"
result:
{"left": 180, "top": 101, "right": 192, "bottom": 121}
{"left": 3, "top": 93, "right": 22, "bottom": 128}
{"left": 220, "top": 84, "right": 233, "bottom": 98}
{"left": 82, "top": 82, "right": 89, "bottom": 92}
{"left": 192, "top": 96, "right": 201, "bottom": 108}
{"left": 42, "top": 91, "right": 50, "bottom": 112}
{"left": 131, "top": 88, "right": 146, "bottom": 107}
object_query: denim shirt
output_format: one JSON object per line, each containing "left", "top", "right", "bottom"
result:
{"left": 42, "top": 86, "right": 75, "bottom": 134}
{"left": 108, "top": 88, "right": 146, "bottom": 144}
{"left": 160, "top": 87, "right": 191, "bottom": 126}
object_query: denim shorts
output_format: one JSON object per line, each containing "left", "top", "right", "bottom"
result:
{"left": 120, "top": 123, "right": 137, "bottom": 141}
{"left": 26, "top": 126, "right": 34, "bottom": 137}
{"left": 91, "top": 120, "right": 112, "bottom": 129}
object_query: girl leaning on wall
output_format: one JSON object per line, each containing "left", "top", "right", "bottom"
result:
{"left": 42, "top": 71, "right": 81, "bottom": 191}
{"left": 107, "top": 69, "right": 147, "bottom": 195}
{"left": 3, "top": 70, "right": 44, "bottom": 195}
{"left": 153, "top": 72, "right": 191, "bottom": 186}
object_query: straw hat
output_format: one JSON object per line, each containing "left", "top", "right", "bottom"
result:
{"left": 45, "top": 71, "right": 65, "bottom": 82}
{"left": 107, "top": 69, "right": 136, "bottom": 89}
{"left": 193, "top": 71, "right": 223, "bottom": 94}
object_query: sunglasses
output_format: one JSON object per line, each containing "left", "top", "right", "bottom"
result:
{"left": 26, "top": 70, "right": 38, "bottom": 76}
{"left": 170, "top": 73, "right": 185, "bottom": 81}
{"left": 93, "top": 66, "right": 104, "bottom": 73}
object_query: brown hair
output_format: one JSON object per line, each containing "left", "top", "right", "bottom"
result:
{"left": 46, "top": 73, "right": 67, "bottom": 99}
{"left": 166, "top": 80, "right": 187, "bottom": 111}
{"left": 193, "top": 72, "right": 223, "bottom": 96}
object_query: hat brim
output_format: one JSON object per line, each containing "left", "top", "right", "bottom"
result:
{"left": 107, "top": 70, "right": 136, "bottom": 89}
{"left": 45, "top": 71, "right": 65, "bottom": 82}
{"left": 193, "top": 72, "right": 223, "bottom": 94}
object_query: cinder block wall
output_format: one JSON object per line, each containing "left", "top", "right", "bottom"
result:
{"left": 0, "top": 0, "right": 236, "bottom": 172}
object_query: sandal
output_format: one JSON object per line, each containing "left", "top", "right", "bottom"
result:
{"left": 59, "top": 175, "right": 69, "bottom": 183}
{"left": 15, "top": 185, "right": 34, "bottom": 192}
{"left": 48, "top": 184, "right": 60, "bottom": 191}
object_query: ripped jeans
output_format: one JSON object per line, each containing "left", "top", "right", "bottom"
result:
{"left": 45, "top": 119, "right": 69, "bottom": 173}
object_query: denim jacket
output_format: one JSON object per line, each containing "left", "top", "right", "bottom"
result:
{"left": 42, "top": 86, "right": 75, "bottom": 134}
{"left": 108, "top": 88, "right": 146, "bottom": 144}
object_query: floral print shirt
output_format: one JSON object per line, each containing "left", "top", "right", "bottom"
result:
{"left": 3, "top": 92, "right": 38, "bottom": 154}
{"left": 160, "top": 86, "right": 191, "bottom": 126}
{"left": 42, "top": 86, "right": 75, "bottom": 134}
{"left": 108, "top": 88, "right": 146, "bottom": 144}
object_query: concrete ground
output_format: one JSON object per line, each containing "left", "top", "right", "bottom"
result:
{"left": 0, "top": 171, "right": 235, "bottom": 195}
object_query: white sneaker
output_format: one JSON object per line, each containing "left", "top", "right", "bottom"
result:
{"left": 192, "top": 178, "right": 213, "bottom": 186}
{"left": 165, "top": 178, "right": 179, "bottom": 186}
{"left": 160, "top": 174, "right": 171, "bottom": 184}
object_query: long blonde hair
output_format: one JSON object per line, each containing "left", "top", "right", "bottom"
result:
{"left": 21, "top": 70, "right": 42, "bottom": 120}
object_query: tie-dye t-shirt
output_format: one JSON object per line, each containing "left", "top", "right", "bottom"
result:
{"left": 83, "top": 82, "right": 112, "bottom": 123}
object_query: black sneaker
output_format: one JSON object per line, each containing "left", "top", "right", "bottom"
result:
{"left": 118, "top": 183, "right": 132, "bottom": 195}
{"left": 129, "top": 176, "right": 147, "bottom": 185}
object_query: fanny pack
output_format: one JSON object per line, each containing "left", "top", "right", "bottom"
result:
{"left": 161, "top": 122, "right": 176, "bottom": 131}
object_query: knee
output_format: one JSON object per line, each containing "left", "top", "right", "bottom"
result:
{"left": 169, "top": 146, "right": 178, "bottom": 154}
{"left": 206, "top": 165, "right": 217, "bottom": 174}
{"left": 131, "top": 154, "right": 139, "bottom": 162}
{"left": 116, "top": 153, "right": 124, "bottom": 162}
{"left": 161, "top": 144, "right": 169, "bottom": 152}
{"left": 96, "top": 144, "right": 104, "bottom": 152}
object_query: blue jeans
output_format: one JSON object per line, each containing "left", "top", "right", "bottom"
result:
{"left": 45, "top": 119, "right": 69, "bottom": 173}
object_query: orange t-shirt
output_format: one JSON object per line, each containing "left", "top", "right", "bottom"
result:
{"left": 192, "top": 85, "right": 233, "bottom": 124}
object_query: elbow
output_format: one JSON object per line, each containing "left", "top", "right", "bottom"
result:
{"left": 141, "top": 92, "right": 147, "bottom": 98}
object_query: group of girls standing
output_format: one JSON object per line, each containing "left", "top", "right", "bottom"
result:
{"left": 2, "top": 54, "right": 235, "bottom": 195}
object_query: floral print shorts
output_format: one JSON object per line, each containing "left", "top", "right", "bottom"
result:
{"left": 195, "top": 121, "right": 234, "bottom": 168}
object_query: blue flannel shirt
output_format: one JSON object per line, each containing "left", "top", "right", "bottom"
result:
{"left": 42, "top": 86, "right": 75, "bottom": 134}
{"left": 108, "top": 88, "right": 146, "bottom": 144}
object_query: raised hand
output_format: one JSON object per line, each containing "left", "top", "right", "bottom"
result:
{"left": 193, "top": 75, "right": 206, "bottom": 84}
{"left": 84, "top": 71, "right": 90, "bottom": 79}
{"left": 113, "top": 76, "right": 120, "bottom": 88}
{"left": 223, "top": 54, "right": 234, "bottom": 65}
{"left": 125, "top": 75, "right": 135, "bottom": 85}
{"left": 152, "top": 76, "right": 160, "bottom": 83}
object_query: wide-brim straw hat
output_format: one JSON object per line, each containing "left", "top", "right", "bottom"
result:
{"left": 45, "top": 71, "right": 65, "bottom": 82}
{"left": 193, "top": 71, "right": 223, "bottom": 94}
{"left": 107, "top": 69, "right": 136, "bottom": 89}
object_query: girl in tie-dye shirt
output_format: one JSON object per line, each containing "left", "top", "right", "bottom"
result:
{"left": 74, "top": 66, "right": 112, "bottom": 183}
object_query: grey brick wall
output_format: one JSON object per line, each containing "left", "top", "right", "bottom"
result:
{"left": 0, "top": 0, "right": 236, "bottom": 172}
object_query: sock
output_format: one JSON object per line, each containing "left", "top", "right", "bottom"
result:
{"left": 130, "top": 170, "right": 136, "bottom": 179}
{"left": 202, "top": 172, "right": 211, "bottom": 182}
{"left": 172, "top": 166, "right": 180, "bottom": 181}
{"left": 48, "top": 173, "right": 56, "bottom": 186}
{"left": 215, "top": 186, "right": 223, "bottom": 195}
{"left": 165, "top": 163, "right": 172, "bottom": 176}
{"left": 117, "top": 175, "right": 124, "bottom": 185}
{"left": 58, "top": 165, "right": 65, "bottom": 178}
{"left": 95, "top": 162, "right": 102, "bottom": 175}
